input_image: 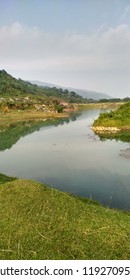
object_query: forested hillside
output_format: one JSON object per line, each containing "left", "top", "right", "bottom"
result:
{"left": 0, "top": 70, "right": 88, "bottom": 103}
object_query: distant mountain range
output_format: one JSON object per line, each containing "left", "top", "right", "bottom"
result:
{"left": 30, "top": 80, "right": 112, "bottom": 100}
{"left": 0, "top": 69, "right": 112, "bottom": 101}
{"left": 0, "top": 70, "right": 92, "bottom": 104}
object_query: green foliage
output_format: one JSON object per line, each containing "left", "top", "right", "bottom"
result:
{"left": 1, "top": 69, "right": 129, "bottom": 105}
{"left": 55, "top": 104, "right": 64, "bottom": 113}
{"left": 93, "top": 102, "right": 130, "bottom": 129}
{"left": 0, "top": 173, "right": 17, "bottom": 184}
{"left": 0, "top": 70, "right": 88, "bottom": 104}
{"left": 99, "top": 97, "right": 130, "bottom": 103}
{"left": 0, "top": 177, "right": 130, "bottom": 259}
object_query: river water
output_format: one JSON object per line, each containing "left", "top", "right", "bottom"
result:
{"left": 0, "top": 109, "right": 130, "bottom": 210}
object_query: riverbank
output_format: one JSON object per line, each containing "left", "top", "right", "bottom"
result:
{"left": 0, "top": 173, "right": 130, "bottom": 260}
{"left": 0, "top": 102, "right": 124, "bottom": 128}
{"left": 92, "top": 102, "right": 130, "bottom": 132}
{"left": 0, "top": 109, "right": 70, "bottom": 127}
{"left": 77, "top": 102, "right": 123, "bottom": 110}
{"left": 92, "top": 126, "right": 121, "bottom": 133}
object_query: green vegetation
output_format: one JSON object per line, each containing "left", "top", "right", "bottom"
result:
{"left": 0, "top": 173, "right": 17, "bottom": 185}
{"left": 0, "top": 174, "right": 130, "bottom": 260}
{"left": 0, "top": 70, "right": 88, "bottom": 104}
{"left": 1, "top": 70, "right": 130, "bottom": 260}
{"left": 96, "top": 130, "right": 130, "bottom": 143}
{"left": 93, "top": 102, "right": 130, "bottom": 129}
{"left": 99, "top": 97, "right": 130, "bottom": 103}
{"left": 0, "top": 70, "right": 90, "bottom": 127}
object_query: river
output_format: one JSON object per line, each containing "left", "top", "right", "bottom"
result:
{"left": 0, "top": 108, "right": 130, "bottom": 210}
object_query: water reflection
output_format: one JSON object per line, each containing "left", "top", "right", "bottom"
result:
{"left": 95, "top": 130, "right": 130, "bottom": 143}
{"left": 0, "top": 109, "right": 130, "bottom": 210}
{"left": 0, "top": 112, "right": 81, "bottom": 151}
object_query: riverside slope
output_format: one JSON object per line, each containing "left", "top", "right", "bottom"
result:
{"left": 92, "top": 102, "right": 130, "bottom": 133}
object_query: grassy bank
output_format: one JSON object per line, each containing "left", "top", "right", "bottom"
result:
{"left": 0, "top": 109, "right": 69, "bottom": 127}
{"left": 0, "top": 102, "right": 122, "bottom": 128}
{"left": 93, "top": 102, "right": 130, "bottom": 130}
{"left": 0, "top": 173, "right": 130, "bottom": 260}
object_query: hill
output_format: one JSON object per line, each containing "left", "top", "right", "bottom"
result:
{"left": 0, "top": 70, "right": 88, "bottom": 104}
{"left": 31, "top": 80, "right": 112, "bottom": 100}
{"left": 0, "top": 173, "right": 130, "bottom": 260}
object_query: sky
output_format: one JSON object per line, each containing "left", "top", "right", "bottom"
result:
{"left": 0, "top": 0, "right": 130, "bottom": 97}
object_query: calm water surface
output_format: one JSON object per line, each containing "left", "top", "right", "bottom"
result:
{"left": 0, "top": 109, "right": 130, "bottom": 210}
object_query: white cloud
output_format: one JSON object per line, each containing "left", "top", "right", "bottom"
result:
{"left": 0, "top": 22, "right": 130, "bottom": 97}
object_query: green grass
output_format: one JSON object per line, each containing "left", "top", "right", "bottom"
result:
{"left": 93, "top": 102, "right": 130, "bottom": 129}
{"left": 0, "top": 173, "right": 17, "bottom": 184}
{"left": 0, "top": 174, "right": 130, "bottom": 260}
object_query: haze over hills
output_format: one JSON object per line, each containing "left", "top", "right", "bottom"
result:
{"left": 0, "top": 69, "right": 89, "bottom": 104}
{"left": 31, "top": 80, "right": 112, "bottom": 100}
{"left": 0, "top": 69, "right": 112, "bottom": 102}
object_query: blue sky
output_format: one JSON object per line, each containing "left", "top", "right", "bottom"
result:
{"left": 0, "top": 0, "right": 130, "bottom": 97}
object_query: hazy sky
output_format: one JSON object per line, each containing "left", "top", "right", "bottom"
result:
{"left": 0, "top": 0, "right": 130, "bottom": 97}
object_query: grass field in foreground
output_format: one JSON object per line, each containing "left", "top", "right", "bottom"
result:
{"left": 0, "top": 173, "right": 130, "bottom": 260}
